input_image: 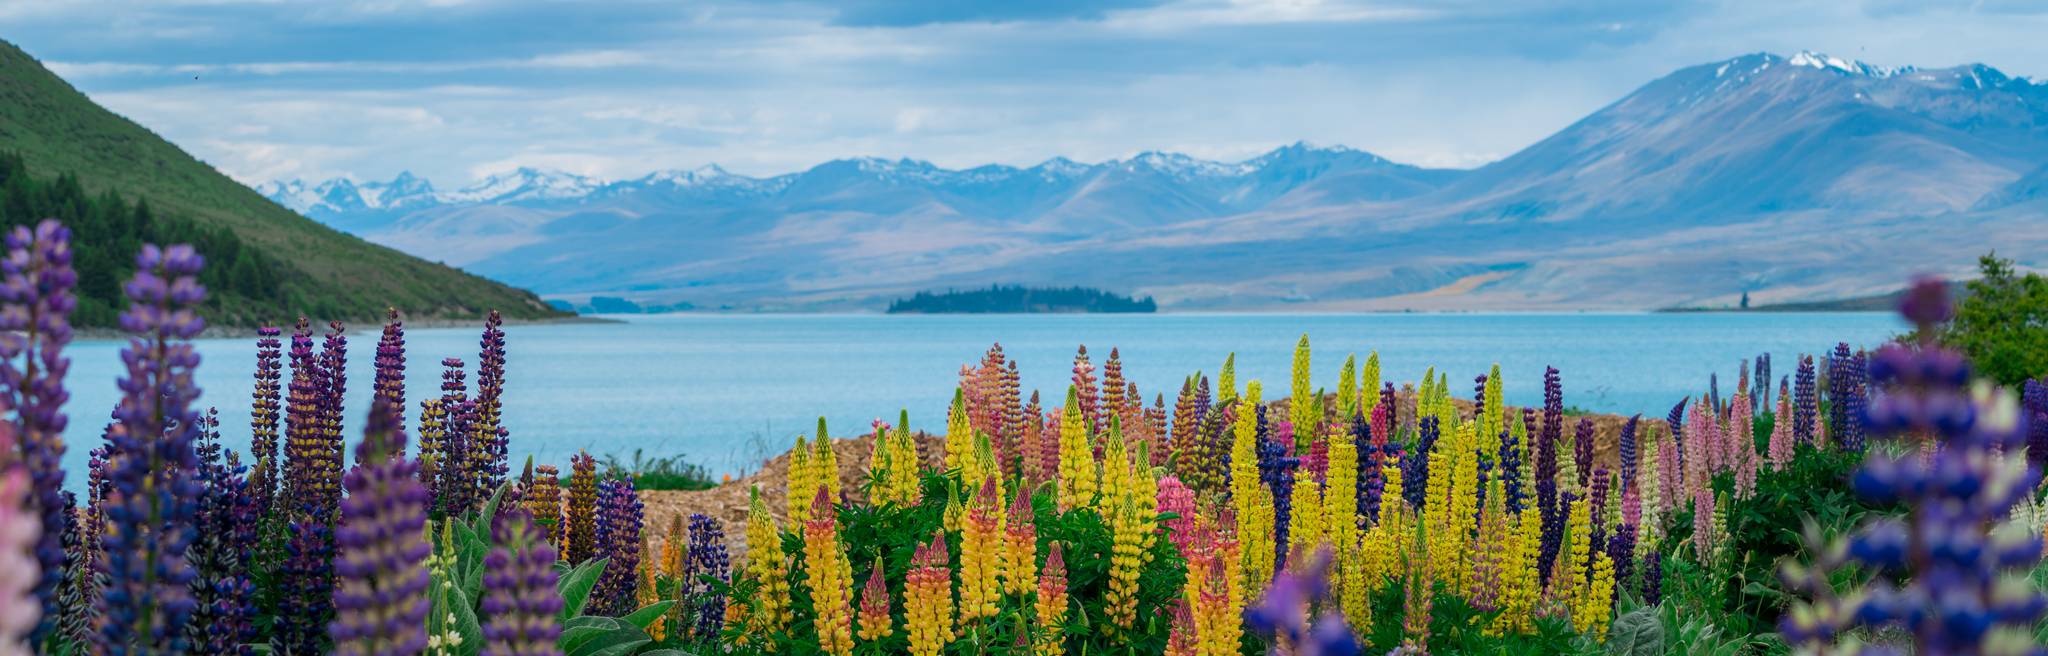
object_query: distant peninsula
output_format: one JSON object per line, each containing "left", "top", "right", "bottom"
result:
{"left": 887, "top": 285, "right": 1157, "bottom": 314}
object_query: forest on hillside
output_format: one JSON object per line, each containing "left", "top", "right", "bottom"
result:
{"left": 886, "top": 285, "right": 1157, "bottom": 314}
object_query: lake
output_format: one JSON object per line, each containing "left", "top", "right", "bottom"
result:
{"left": 55, "top": 312, "right": 1904, "bottom": 485}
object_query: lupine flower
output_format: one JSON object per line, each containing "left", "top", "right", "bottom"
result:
{"left": 566, "top": 452, "right": 598, "bottom": 564}
{"left": 101, "top": 243, "right": 206, "bottom": 654}
{"left": 1157, "top": 475, "right": 1199, "bottom": 557}
{"left": 1322, "top": 429, "right": 1358, "bottom": 554}
{"left": 56, "top": 489, "right": 101, "bottom": 654}
{"left": 811, "top": 419, "right": 842, "bottom": 503}
{"left": 373, "top": 309, "right": 407, "bottom": 438}
{"left": 1056, "top": 387, "right": 1097, "bottom": 510}
{"left": 904, "top": 530, "right": 954, "bottom": 656}
{"left": 248, "top": 326, "right": 283, "bottom": 518}
{"left": 1616, "top": 416, "right": 1639, "bottom": 490}
{"left": 1793, "top": 355, "right": 1817, "bottom": 445}
{"left": 481, "top": 509, "right": 563, "bottom": 656}
{"left": 526, "top": 465, "right": 563, "bottom": 550}
{"left": 1104, "top": 346, "right": 1128, "bottom": 426}
{"left": 1781, "top": 278, "right": 2047, "bottom": 653}
{"left": 0, "top": 437, "right": 42, "bottom": 654}
{"left": 1247, "top": 546, "right": 1361, "bottom": 656}
{"left": 1534, "top": 409, "right": 1562, "bottom": 586}
{"left": 854, "top": 557, "right": 893, "bottom": 642}
{"left": 431, "top": 357, "right": 473, "bottom": 516}
{"left": 331, "top": 398, "right": 432, "bottom": 656}
{"left": 1690, "top": 484, "right": 1716, "bottom": 561}
{"left": 1104, "top": 492, "right": 1151, "bottom": 634}
{"left": 1729, "top": 393, "right": 1758, "bottom": 498}
{"left": 959, "top": 477, "right": 1003, "bottom": 622}
{"left": 735, "top": 487, "right": 789, "bottom": 640}
{"left": 1664, "top": 398, "right": 1687, "bottom": 472}
{"left": 1403, "top": 416, "right": 1437, "bottom": 512}
{"left": 798, "top": 488, "right": 854, "bottom": 655}
{"left": 1577, "top": 551, "right": 1616, "bottom": 639}
{"left": 1002, "top": 486, "right": 1039, "bottom": 596}
{"left": 188, "top": 415, "right": 258, "bottom": 655}
{"left": 1071, "top": 345, "right": 1099, "bottom": 429}
{"left": 2025, "top": 378, "right": 2048, "bottom": 473}
{"left": 682, "top": 514, "right": 729, "bottom": 639}
{"left": 1400, "top": 517, "right": 1432, "bottom": 651}
{"left": 1754, "top": 353, "right": 1772, "bottom": 417}
{"left": 0, "top": 220, "right": 75, "bottom": 645}
{"left": 473, "top": 311, "right": 510, "bottom": 491}
{"left": 1572, "top": 418, "right": 1594, "bottom": 493}
{"left": 1490, "top": 505, "right": 1542, "bottom": 636}
{"left": 1641, "top": 551, "right": 1663, "bottom": 606}
{"left": 1605, "top": 531, "right": 1634, "bottom": 598}
{"left": 1767, "top": 379, "right": 1794, "bottom": 468}
{"left": 1468, "top": 477, "right": 1511, "bottom": 612}
{"left": 1031, "top": 542, "right": 1068, "bottom": 656}
{"left": 1827, "top": 343, "right": 1867, "bottom": 452}
{"left": 592, "top": 476, "right": 645, "bottom": 617}
{"left": 1165, "top": 599, "right": 1199, "bottom": 656}
{"left": 1354, "top": 416, "right": 1385, "bottom": 529}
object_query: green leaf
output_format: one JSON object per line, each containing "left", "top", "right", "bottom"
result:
{"left": 448, "top": 584, "right": 484, "bottom": 656}
{"left": 1605, "top": 607, "right": 1661, "bottom": 656}
{"left": 560, "top": 615, "right": 652, "bottom": 656}
{"left": 558, "top": 557, "right": 609, "bottom": 622}
{"left": 473, "top": 482, "right": 511, "bottom": 537}
{"left": 618, "top": 600, "right": 675, "bottom": 630}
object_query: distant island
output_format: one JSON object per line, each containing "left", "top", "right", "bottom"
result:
{"left": 887, "top": 285, "right": 1157, "bottom": 314}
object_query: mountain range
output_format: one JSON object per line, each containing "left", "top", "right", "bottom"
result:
{"left": 262, "top": 51, "right": 2048, "bottom": 311}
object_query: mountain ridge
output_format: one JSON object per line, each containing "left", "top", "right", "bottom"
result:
{"left": 258, "top": 50, "right": 2048, "bottom": 312}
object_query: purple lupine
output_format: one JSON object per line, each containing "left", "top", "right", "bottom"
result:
{"left": 682, "top": 514, "right": 730, "bottom": 639}
{"left": 1781, "top": 278, "right": 2046, "bottom": 652}
{"left": 482, "top": 509, "right": 564, "bottom": 656}
{"left": 100, "top": 243, "right": 206, "bottom": 654}
{"left": 473, "top": 310, "right": 510, "bottom": 498}
{"left": 1641, "top": 551, "right": 1663, "bottom": 606}
{"left": 249, "top": 326, "right": 282, "bottom": 520}
{"left": 56, "top": 489, "right": 100, "bottom": 653}
{"left": 1708, "top": 372, "right": 1721, "bottom": 419}
{"left": 592, "top": 477, "right": 644, "bottom": 617}
{"left": 1587, "top": 467, "right": 1611, "bottom": 560}
{"left": 1401, "top": 416, "right": 1437, "bottom": 511}
{"left": 1352, "top": 415, "right": 1383, "bottom": 528}
{"left": 434, "top": 358, "right": 475, "bottom": 517}
{"left": 372, "top": 309, "right": 407, "bottom": 440}
{"left": 2025, "top": 379, "right": 2048, "bottom": 473}
{"left": 1664, "top": 398, "right": 1687, "bottom": 474}
{"left": 275, "top": 316, "right": 342, "bottom": 655}
{"left": 1245, "top": 547, "right": 1361, "bottom": 656}
{"left": 1606, "top": 529, "right": 1635, "bottom": 592}
{"left": 1754, "top": 354, "right": 1772, "bottom": 417}
{"left": 188, "top": 413, "right": 259, "bottom": 654}
{"left": 1255, "top": 406, "right": 1300, "bottom": 569}
{"left": 1826, "top": 343, "right": 1867, "bottom": 452}
{"left": 330, "top": 398, "right": 433, "bottom": 655}
{"left": 1573, "top": 418, "right": 1594, "bottom": 491}
{"left": 1376, "top": 383, "right": 1397, "bottom": 441}
{"left": 1792, "top": 355, "right": 1817, "bottom": 445}
{"left": 1496, "top": 420, "right": 1524, "bottom": 514}
{"left": 1541, "top": 367, "right": 1563, "bottom": 459}
{"left": 0, "top": 219, "right": 75, "bottom": 643}
{"left": 1533, "top": 406, "right": 1562, "bottom": 585}
{"left": 319, "top": 320, "right": 349, "bottom": 478}
{"left": 1617, "top": 415, "right": 1640, "bottom": 490}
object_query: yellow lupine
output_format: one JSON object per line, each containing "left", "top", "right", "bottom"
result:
{"left": 1579, "top": 551, "right": 1617, "bottom": 640}
{"left": 1490, "top": 505, "right": 1542, "bottom": 636}
{"left": 814, "top": 417, "right": 842, "bottom": 502}
{"left": 1217, "top": 353, "right": 1238, "bottom": 405}
{"left": 787, "top": 435, "right": 815, "bottom": 524}
{"left": 1337, "top": 353, "right": 1358, "bottom": 420}
{"left": 1550, "top": 494, "right": 1592, "bottom": 609}
{"left": 1401, "top": 514, "right": 1432, "bottom": 650}
{"left": 661, "top": 514, "right": 687, "bottom": 639}
{"left": 1056, "top": 387, "right": 1097, "bottom": 511}
{"left": 1467, "top": 477, "right": 1509, "bottom": 605}
{"left": 1360, "top": 351, "right": 1381, "bottom": 418}
{"left": 799, "top": 489, "right": 855, "bottom": 656}
{"left": 959, "top": 478, "right": 1004, "bottom": 622}
{"left": 1099, "top": 423, "right": 1135, "bottom": 514}
{"left": 907, "top": 531, "right": 956, "bottom": 656}
{"left": 1290, "top": 334, "right": 1316, "bottom": 441}
{"left": 1034, "top": 542, "right": 1071, "bottom": 656}
{"left": 942, "top": 482, "right": 965, "bottom": 534}
{"left": 855, "top": 557, "right": 894, "bottom": 642}
{"left": 1240, "top": 485, "right": 1276, "bottom": 597}
{"left": 1001, "top": 486, "right": 1038, "bottom": 596}
{"left": 1287, "top": 468, "right": 1324, "bottom": 560}
{"left": 1378, "top": 452, "right": 1404, "bottom": 527}
{"left": 1230, "top": 381, "right": 1264, "bottom": 548}
{"left": 739, "top": 487, "right": 790, "bottom": 640}
{"left": 1422, "top": 421, "right": 1457, "bottom": 582}
{"left": 1337, "top": 532, "right": 1372, "bottom": 636}
{"left": 944, "top": 388, "right": 971, "bottom": 473}
{"left": 1443, "top": 421, "right": 1480, "bottom": 591}
{"left": 640, "top": 538, "right": 665, "bottom": 641}
{"left": 1104, "top": 494, "right": 1148, "bottom": 633}
{"left": 1481, "top": 364, "right": 1504, "bottom": 458}
{"left": 1324, "top": 427, "right": 1359, "bottom": 559}
{"left": 876, "top": 412, "right": 923, "bottom": 507}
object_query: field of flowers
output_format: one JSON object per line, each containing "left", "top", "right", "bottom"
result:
{"left": 0, "top": 220, "right": 2043, "bottom": 655}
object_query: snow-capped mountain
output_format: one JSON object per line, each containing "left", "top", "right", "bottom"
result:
{"left": 259, "top": 52, "right": 2048, "bottom": 312}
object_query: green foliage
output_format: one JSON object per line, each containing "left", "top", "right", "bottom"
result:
{"left": 1938, "top": 253, "right": 2048, "bottom": 385}
{"left": 601, "top": 449, "right": 718, "bottom": 491}
{"left": 886, "top": 285, "right": 1158, "bottom": 314}
{"left": 734, "top": 470, "right": 1185, "bottom": 655}
{"left": 1661, "top": 444, "right": 1873, "bottom": 645}
{"left": 0, "top": 40, "right": 566, "bottom": 325}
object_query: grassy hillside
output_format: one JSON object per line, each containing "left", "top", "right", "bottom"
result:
{"left": 0, "top": 39, "right": 566, "bottom": 327}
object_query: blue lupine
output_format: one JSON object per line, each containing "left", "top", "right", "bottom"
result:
{"left": 100, "top": 244, "right": 206, "bottom": 654}
{"left": 0, "top": 219, "right": 76, "bottom": 643}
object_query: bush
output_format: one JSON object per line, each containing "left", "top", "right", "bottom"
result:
{"left": 1939, "top": 253, "right": 2048, "bottom": 385}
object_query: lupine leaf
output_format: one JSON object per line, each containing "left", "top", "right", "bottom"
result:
{"left": 559, "top": 557, "right": 609, "bottom": 622}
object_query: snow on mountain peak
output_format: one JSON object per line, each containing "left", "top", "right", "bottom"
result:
{"left": 1787, "top": 50, "right": 1911, "bottom": 78}
{"left": 443, "top": 167, "right": 604, "bottom": 204}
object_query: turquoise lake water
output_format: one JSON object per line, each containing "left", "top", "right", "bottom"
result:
{"left": 56, "top": 312, "right": 1904, "bottom": 483}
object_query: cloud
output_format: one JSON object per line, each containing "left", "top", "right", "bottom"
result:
{"left": 14, "top": 0, "right": 2048, "bottom": 189}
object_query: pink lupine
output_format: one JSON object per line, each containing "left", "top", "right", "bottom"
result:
{"left": 1657, "top": 438, "right": 1681, "bottom": 513}
{"left": 1156, "top": 476, "right": 1200, "bottom": 558}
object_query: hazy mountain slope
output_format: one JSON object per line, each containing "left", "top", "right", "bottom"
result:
{"left": 266, "top": 51, "right": 2048, "bottom": 311}
{"left": 0, "top": 40, "right": 562, "bottom": 324}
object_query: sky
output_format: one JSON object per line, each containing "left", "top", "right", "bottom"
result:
{"left": 7, "top": 0, "right": 2048, "bottom": 188}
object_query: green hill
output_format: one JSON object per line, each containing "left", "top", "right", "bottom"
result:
{"left": 0, "top": 39, "right": 566, "bottom": 327}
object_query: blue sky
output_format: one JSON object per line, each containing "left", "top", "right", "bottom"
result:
{"left": 7, "top": 0, "right": 2048, "bottom": 187}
